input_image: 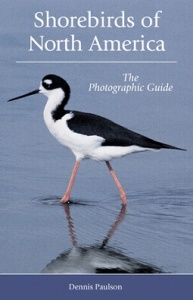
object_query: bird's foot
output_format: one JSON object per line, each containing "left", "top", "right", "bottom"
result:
{"left": 60, "top": 193, "right": 70, "bottom": 204}
{"left": 120, "top": 192, "right": 127, "bottom": 206}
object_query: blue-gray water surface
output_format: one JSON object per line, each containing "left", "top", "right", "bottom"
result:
{"left": 0, "top": 0, "right": 193, "bottom": 273}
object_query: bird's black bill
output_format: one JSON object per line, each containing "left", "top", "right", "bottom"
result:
{"left": 7, "top": 89, "right": 40, "bottom": 102}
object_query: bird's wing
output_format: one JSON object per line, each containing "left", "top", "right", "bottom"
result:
{"left": 66, "top": 110, "right": 182, "bottom": 150}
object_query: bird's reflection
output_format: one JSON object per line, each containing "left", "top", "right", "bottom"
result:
{"left": 42, "top": 201, "right": 161, "bottom": 274}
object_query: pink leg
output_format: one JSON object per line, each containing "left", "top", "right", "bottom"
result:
{"left": 106, "top": 161, "right": 127, "bottom": 205}
{"left": 60, "top": 160, "right": 80, "bottom": 203}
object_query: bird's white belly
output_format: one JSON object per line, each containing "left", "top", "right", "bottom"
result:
{"left": 89, "top": 145, "right": 155, "bottom": 161}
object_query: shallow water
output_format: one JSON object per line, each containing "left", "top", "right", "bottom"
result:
{"left": 0, "top": 0, "right": 193, "bottom": 273}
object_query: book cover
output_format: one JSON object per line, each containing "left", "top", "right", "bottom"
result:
{"left": 1, "top": 0, "right": 192, "bottom": 299}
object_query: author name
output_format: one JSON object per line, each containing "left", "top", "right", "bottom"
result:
{"left": 69, "top": 283, "right": 123, "bottom": 291}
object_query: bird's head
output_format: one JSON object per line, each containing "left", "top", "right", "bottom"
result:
{"left": 7, "top": 74, "right": 71, "bottom": 106}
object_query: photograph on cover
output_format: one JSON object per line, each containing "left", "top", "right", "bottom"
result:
{"left": 0, "top": 0, "right": 192, "bottom": 280}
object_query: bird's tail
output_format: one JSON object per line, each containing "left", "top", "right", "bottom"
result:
{"left": 158, "top": 142, "right": 186, "bottom": 151}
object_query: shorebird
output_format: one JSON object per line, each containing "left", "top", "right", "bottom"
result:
{"left": 8, "top": 74, "right": 185, "bottom": 205}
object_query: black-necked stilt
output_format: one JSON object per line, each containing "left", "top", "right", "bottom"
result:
{"left": 8, "top": 74, "right": 185, "bottom": 205}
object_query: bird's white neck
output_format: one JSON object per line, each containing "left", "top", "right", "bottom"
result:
{"left": 42, "top": 88, "right": 64, "bottom": 130}
{"left": 42, "top": 88, "right": 65, "bottom": 112}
